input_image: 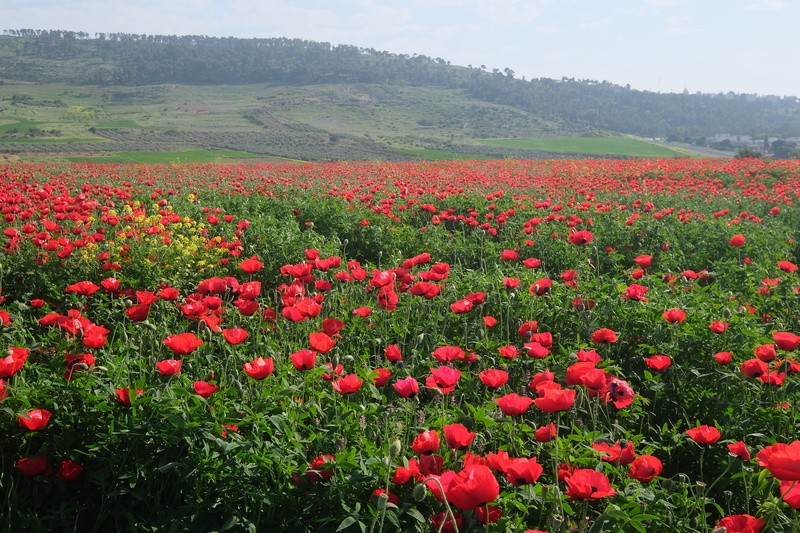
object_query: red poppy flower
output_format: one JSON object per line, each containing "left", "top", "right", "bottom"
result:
{"left": 156, "top": 359, "right": 182, "bottom": 375}
{"left": 564, "top": 469, "right": 616, "bottom": 500}
{"left": 474, "top": 505, "right": 503, "bottom": 525}
{"left": 502, "top": 277, "right": 521, "bottom": 289}
{"left": 728, "top": 441, "right": 751, "bottom": 460}
{"left": 535, "top": 387, "right": 576, "bottom": 413}
{"left": 715, "top": 514, "right": 765, "bottom": 533}
{"left": 529, "top": 278, "right": 552, "bottom": 296}
{"left": 427, "top": 366, "right": 461, "bottom": 394}
{"left": 242, "top": 357, "right": 274, "bottom": 379}
{"left": 393, "top": 376, "right": 419, "bottom": 397}
{"left": 0, "top": 347, "right": 29, "bottom": 378}
{"left": 662, "top": 308, "right": 686, "bottom": 323}
{"left": 351, "top": 306, "right": 372, "bottom": 317}
{"left": 568, "top": 230, "right": 593, "bottom": 245}
{"left": 309, "top": 332, "right": 336, "bottom": 354}
{"left": 780, "top": 480, "right": 800, "bottom": 509}
{"left": 14, "top": 455, "right": 51, "bottom": 477}
{"left": 496, "top": 393, "right": 534, "bottom": 416}
{"left": 432, "top": 345, "right": 464, "bottom": 363}
{"left": 633, "top": 254, "right": 653, "bottom": 268}
{"left": 741, "top": 358, "right": 768, "bottom": 378}
{"left": 534, "top": 423, "right": 557, "bottom": 442}
{"left": 238, "top": 255, "right": 263, "bottom": 273}
{"left": 605, "top": 377, "right": 635, "bottom": 409}
{"left": 18, "top": 408, "right": 52, "bottom": 431}
{"left": 593, "top": 441, "right": 635, "bottom": 465}
{"left": 443, "top": 423, "right": 476, "bottom": 450}
{"left": 384, "top": 344, "right": 402, "bottom": 362}
{"left": 306, "top": 454, "right": 335, "bottom": 483}
{"left": 0, "top": 379, "right": 7, "bottom": 401}
{"left": 450, "top": 299, "right": 473, "bottom": 314}
{"left": 777, "top": 260, "right": 798, "bottom": 273}
{"left": 505, "top": 457, "right": 543, "bottom": 486}
{"left": 478, "top": 369, "right": 509, "bottom": 389}
{"left": 522, "top": 257, "right": 541, "bottom": 269}
{"left": 644, "top": 354, "right": 672, "bottom": 371}
{"left": 446, "top": 464, "right": 500, "bottom": 509}
{"left": 331, "top": 374, "right": 363, "bottom": 394}
{"left": 729, "top": 234, "right": 746, "bottom": 247}
{"left": 500, "top": 249, "right": 518, "bottom": 261}
{"left": 290, "top": 349, "right": 317, "bottom": 371}
{"left": 411, "top": 429, "right": 440, "bottom": 454}
{"left": 773, "top": 332, "right": 800, "bottom": 351}
{"left": 429, "top": 511, "right": 463, "bottom": 533}
{"left": 591, "top": 328, "right": 618, "bottom": 343}
{"left": 709, "top": 320, "right": 729, "bottom": 333}
{"left": 483, "top": 315, "right": 498, "bottom": 327}
{"left": 627, "top": 454, "right": 662, "bottom": 483}
{"left": 56, "top": 459, "right": 84, "bottom": 481}
{"left": 621, "top": 283, "right": 649, "bottom": 302}
{"left": 754, "top": 344, "right": 777, "bottom": 362}
{"left": 222, "top": 327, "right": 249, "bottom": 345}
{"left": 163, "top": 332, "right": 203, "bottom": 355}
{"left": 686, "top": 425, "right": 721, "bottom": 445}
{"left": 115, "top": 387, "right": 144, "bottom": 406}
{"left": 65, "top": 280, "right": 100, "bottom": 296}
{"left": 757, "top": 441, "right": 800, "bottom": 480}
{"left": 370, "top": 367, "right": 391, "bottom": 387}
{"left": 714, "top": 351, "right": 733, "bottom": 365}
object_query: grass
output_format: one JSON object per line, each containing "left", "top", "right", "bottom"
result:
{"left": 66, "top": 149, "right": 268, "bottom": 164}
{"left": 477, "top": 135, "right": 685, "bottom": 157}
{"left": 390, "top": 147, "right": 490, "bottom": 160}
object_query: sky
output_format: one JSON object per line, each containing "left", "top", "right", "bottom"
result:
{"left": 2, "top": 0, "right": 798, "bottom": 97}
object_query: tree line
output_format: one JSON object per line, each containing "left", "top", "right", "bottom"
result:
{"left": 2, "top": 29, "right": 799, "bottom": 138}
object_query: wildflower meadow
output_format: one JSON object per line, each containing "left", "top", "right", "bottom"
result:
{"left": 0, "top": 158, "right": 798, "bottom": 532}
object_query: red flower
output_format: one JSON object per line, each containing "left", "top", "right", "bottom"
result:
{"left": 534, "top": 423, "right": 557, "bottom": 443}
{"left": 478, "top": 369, "right": 509, "bottom": 388}
{"left": 371, "top": 367, "right": 391, "bottom": 387}
{"left": 644, "top": 354, "right": 672, "bottom": 371}
{"left": 686, "top": 425, "right": 721, "bottom": 445}
{"left": 290, "top": 349, "right": 317, "bottom": 371}
{"left": 593, "top": 441, "right": 635, "bottom": 465}
{"left": 715, "top": 514, "right": 765, "bottom": 533}
{"left": 662, "top": 308, "right": 686, "bottom": 323}
{"left": 781, "top": 480, "right": 800, "bottom": 509}
{"left": 633, "top": 254, "right": 652, "bottom": 268}
{"left": 605, "top": 377, "right": 636, "bottom": 409}
{"left": 564, "top": 469, "right": 616, "bottom": 500}
{"left": 714, "top": 351, "right": 733, "bottom": 365}
{"left": 505, "top": 457, "right": 543, "bottom": 486}
{"left": 125, "top": 303, "right": 151, "bottom": 322}
{"left": 238, "top": 255, "right": 263, "bottom": 273}
{"left": 18, "top": 408, "right": 52, "bottom": 431}
{"left": 741, "top": 358, "right": 768, "bottom": 378}
{"left": 427, "top": 366, "right": 461, "bottom": 394}
{"left": 443, "top": 423, "right": 476, "bottom": 450}
{"left": 474, "top": 505, "right": 503, "bottom": 525}
{"left": 156, "top": 359, "right": 182, "bottom": 375}
{"left": 773, "top": 331, "right": 800, "bottom": 351}
{"left": 449, "top": 299, "right": 473, "bottom": 314}
{"left": 446, "top": 464, "right": 500, "bottom": 509}
{"left": 222, "top": 327, "right": 249, "bottom": 345}
{"left": 709, "top": 320, "right": 729, "bottom": 333}
{"left": 411, "top": 430, "right": 440, "bottom": 454}
{"left": 568, "top": 230, "right": 593, "bottom": 245}
{"left": 729, "top": 234, "right": 746, "bottom": 247}
{"left": 242, "top": 357, "right": 274, "bottom": 379}
{"left": 163, "top": 332, "right": 203, "bottom": 355}
{"left": 65, "top": 280, "right": 100, "bottom": 296}
{"left": 757, "top": 441, "right": 800, "bottom": 480}
{"left": 627, "top": 455, "right": 662, "bottom": 483}
{"left": 529, "top": 278, "right": 552, "bottom": 296}
{"left": 534, "top": 387, "right": 576, "bottom": 413}
{"left": 429, "top": 511, "right": 463, "bottom": 533}
{"left": 483, "top": 315, "right": 498, "bottom": 327}
{"left": 392, "top": 376, "right": 419, "bottom": 397}
{"left": 502, "top": 277, "right": 521, "bottom": 289}
{"left": 56, "top": 459, "right": 84, "bottom": 481}
{"left": 0, "top": 379, "right": 7, "bottom": 401}
{"left": 496, "top": 393, "right": 534, "bottom": 416}
{"left": 777, "top": 260, "right": 798, "bottom": 273}
{"left": 306, "top": 454, "right": 335, "bottom": 483}
{"left": 591, "top": 328, "right": 617, "bottom": 343}
{"left": 728, "top": 441, "right": 751, "bottom": 460}
{"left": 193, "top": 381, "right": 219, "bottom": 398}
{"left": 115, "top": 387, "right": 144, "bottom": 406}
{"left": 431, "top": 345, "right": 465, "bottom": 363}
{"left": 384, "top": 344, "right": 402, "bottom": 362}
{"left": 15, "top": 455, "right": 50, "bottom": 477}
{"left": 332, "top": 374, "right": 363, "bottom": 394}
{"left": 621, "top": 283, "right": 649, "bottom": 302}
{"left": 0, "top": 347, "right": 29, "bottom": 378}
{"left": 754, "top": 343, "right": 777, "bottom": 362}
{"left": 309, "top": 332, "right": 336, "bottom": 354}
{"left": 500, "top": 249, "right": 518, "bottom": 261}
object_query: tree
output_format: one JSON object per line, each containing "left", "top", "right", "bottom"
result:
{"left": 735, "top": 147, "right": 763, "bottom": 158}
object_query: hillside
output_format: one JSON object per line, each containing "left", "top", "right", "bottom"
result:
{"left": 1, "top": 30, "right": 798, "bottom": 161}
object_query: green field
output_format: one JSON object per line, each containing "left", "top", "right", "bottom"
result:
{"left": 477, "top": 135, "right": 684, "bottom": 157}
{"left": 1, "top": 81, "right": 699, "bottom": 160}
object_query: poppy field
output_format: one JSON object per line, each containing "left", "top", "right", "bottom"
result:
{"left": 0, "top": 158, "right": 798, "bottom": 532}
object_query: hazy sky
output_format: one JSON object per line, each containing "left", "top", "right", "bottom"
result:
{"left": 2, "top": 0, "right": 797, "bottom": 96}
